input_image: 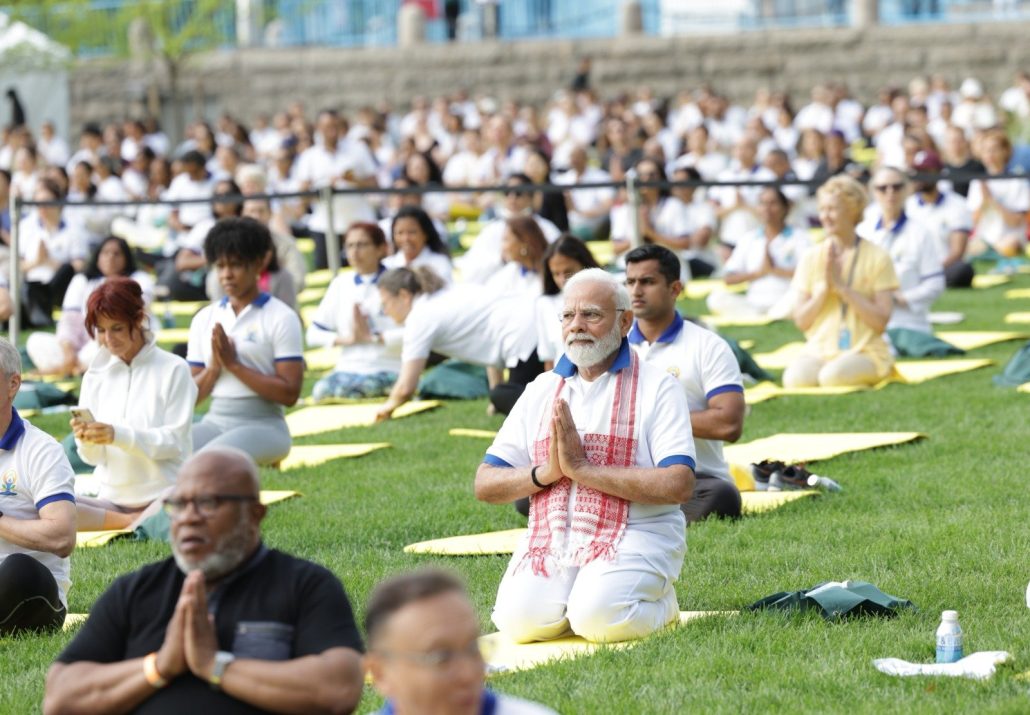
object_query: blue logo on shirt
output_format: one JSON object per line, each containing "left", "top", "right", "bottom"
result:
{"left": 0, "top": 470, "right": 17, "bottom": 496}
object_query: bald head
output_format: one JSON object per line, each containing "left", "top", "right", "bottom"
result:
{"left": 179, "top": 447, "right": 260, "bottom": 496}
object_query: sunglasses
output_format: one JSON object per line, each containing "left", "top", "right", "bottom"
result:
{"left": 873, "top": 182, "right": 905, "bottom": 193}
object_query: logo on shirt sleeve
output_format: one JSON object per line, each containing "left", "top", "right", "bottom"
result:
{"left": 0, "top": 469, "right": 17, "bottom": 496}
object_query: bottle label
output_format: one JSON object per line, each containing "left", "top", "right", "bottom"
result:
{"left": 936, "top": 634, "right": 963, "bottom": 663}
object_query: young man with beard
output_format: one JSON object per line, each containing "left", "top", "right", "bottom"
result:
{"left": 624, "top": 245, "right": 746, "bottom": 523}
{"left": 44, "top": 448, "right": 364, "bottom": 715}
{"left": 476, "top": 269, "right": 696, "bottom": 643}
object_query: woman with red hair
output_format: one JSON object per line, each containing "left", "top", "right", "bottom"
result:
{"left": 70, "top": 276, "right": 197, "bottom": 530}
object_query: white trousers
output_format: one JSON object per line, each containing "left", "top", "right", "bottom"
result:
{"left": 492, "top": 522, "right": 684, "bottom": 644}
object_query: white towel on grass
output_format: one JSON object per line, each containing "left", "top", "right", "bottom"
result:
{"left": 873, "top": 651, "right": 1011, "bottom": 680}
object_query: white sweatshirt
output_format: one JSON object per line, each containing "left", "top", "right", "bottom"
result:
{"left": 76, "top": 336, "right": 197, "bottom": 507}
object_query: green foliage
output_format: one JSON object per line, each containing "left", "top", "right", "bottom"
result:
{"left": 6, "top": 271, "right": 1030, "bottom": 713}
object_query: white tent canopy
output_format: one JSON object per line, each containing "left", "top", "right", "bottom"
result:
{"left": 0, "top": 13, "right": 71, "bottom": 141}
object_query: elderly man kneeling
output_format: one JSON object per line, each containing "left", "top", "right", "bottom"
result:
{"left": 475, "top": 269, "right": 696, "bottom": 643}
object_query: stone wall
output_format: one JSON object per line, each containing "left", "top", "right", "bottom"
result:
{"left": 69, "top": 21, "right": 1030, "bottom": 137}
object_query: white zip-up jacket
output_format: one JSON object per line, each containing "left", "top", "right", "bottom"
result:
{"left": 77, "top": 335, "right": 197, "bottom": 507}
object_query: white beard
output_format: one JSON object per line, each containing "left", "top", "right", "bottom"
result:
{"left": 565, "top": 324, "right": 623, "bottom": 369}
{"left": 173, "top": 513, "right": 255, "bottom": 581}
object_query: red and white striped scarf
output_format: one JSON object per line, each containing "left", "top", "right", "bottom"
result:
{"left": 521, "top": 350, "right": 641, "bottom": 577}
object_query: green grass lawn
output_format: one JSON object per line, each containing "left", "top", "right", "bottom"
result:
{"left": 5, "top": 272, "right": 1030, "bottom": 714}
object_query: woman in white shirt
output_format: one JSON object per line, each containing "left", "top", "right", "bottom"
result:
{"left": 307, "top": 222, "right": 400, "bottom": 400}
{"left": 967, "top": 130, "right": 1030, "bottom": 257}
{"left": 186, "top": 217, "right": 304, "bottom": 465}
{"left": 707, "top": 188, "right": 809, "bottom": 319}
{"left": 535, "top": 234, "right": 601, "bottom": 370}
{"left": 374, "top": 267, "right": 537, "bottom": 422}
{"left": 27, "top": 236, "right": 154, "bottom": 376}
{"left": 487, "top": 216, "right": 549, "bottom": 300}
{"left": 383, "top": 205, "right": 453, "bottom": 285}
{"left": 71, "top": 277, "right": 196, "bottom": 530}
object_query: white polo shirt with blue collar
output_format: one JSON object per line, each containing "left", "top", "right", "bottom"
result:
{"left": 628, "top": 312, "right": 744, "bottom": 482}
{"left": 484, "top": 339, "right": 696, "bottom": 529}
{"left": 306, "top": 266, "right": 401, "bottom": 375}
{"left": 186, "top": 292, "right": 304, "bottom": 403}
{"left": 0, "top": 407, "right": 76, "bottom": 606}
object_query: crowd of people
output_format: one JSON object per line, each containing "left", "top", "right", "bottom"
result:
{"left": 1, "top": 66, "right": 1029, "bottom": 713}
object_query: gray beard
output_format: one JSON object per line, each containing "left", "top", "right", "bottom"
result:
{"left": 565, "top": 324, "right": 623, "bottom": 369}
{"left": 173, "top": 515, "right": 255, "bottom": 582}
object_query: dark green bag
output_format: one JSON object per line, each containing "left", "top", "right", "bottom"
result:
{"left": 993, "top": 340, "right": 1030, "bottom": 387}
{"left": 418, "top": 360, "right": 489, "bottom": 400}
{"left": 887, "top": 328, "right": 964, "bottom": 358}
{"left": 747, "top": 580, "right": 915, "bottom": 621}
{"left": 14, "top": 381, "right": 76, "bottom": 411}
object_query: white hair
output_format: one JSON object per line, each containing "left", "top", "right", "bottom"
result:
{"left": 0, "top": 338, "right": 22, "bottom": 376}
{"left": 564, "top": 268, "right": 631, "bottom": 311}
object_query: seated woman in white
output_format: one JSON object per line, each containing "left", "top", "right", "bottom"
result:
{"left": 27, "top": 236, "right": 154, "bottom": 376}
{"left": 536, "top": 235, "right": 602, "bottom": 371}
{"left": 187, "top": 217, "right": 304, "bottom": 465}
{"left": 382, "top": 205, "right": 453, "bottom": 285}
{"left": 72, "top": 276, "right": 196, "bottom": 530}
{"left": 373, "top": 267, "right": 538, "bottom": 422}
{"left": 967, "top": 130, "right": 1030, "bottom": 258}
{"left": 707, "top": 187, "right": 810, "bottom": 320}
{"left": 307, "top": 222, "right": 400, "bottom": 400}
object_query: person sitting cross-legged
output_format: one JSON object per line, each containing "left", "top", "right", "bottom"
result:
{"left": 476, "top": 269, "right": 696, "bottom": 644}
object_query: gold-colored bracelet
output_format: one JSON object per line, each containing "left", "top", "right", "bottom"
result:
{"left": 142, "top": 652, "right": 168, "bottom": 689}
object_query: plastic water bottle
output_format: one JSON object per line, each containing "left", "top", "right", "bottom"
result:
{"left": 936, "top": 610, "right": 963, "bottom": 663}
{"left": 806, "top": 474, "right": 843, "bottom": 492}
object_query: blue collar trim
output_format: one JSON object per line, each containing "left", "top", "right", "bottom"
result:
{"left": 219, "top": 292, "right": 271, "bottom": 309}
{"left": 875, "top": 211, "right": 908, "bottom": 234}
{"left": 628, "top": 312, "right": 684, "bottom": 345}
{"left": 553, "top": 338, "right": 632, "bottom": 377}
{"left": 354, "top": 265, "right": 386, "bottom": 286}
{"left": 0, "top": 407, "right": 25, "bottom": 451}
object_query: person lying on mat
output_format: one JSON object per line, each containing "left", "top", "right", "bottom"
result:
{"left": 44, "top": 448, "right": 365, "bottom": 715}
{"left": 72, "top": 276, "right": 196, "bottom": 531}
{"left": 476, "top": 269, "right": 696, "bottom": 644}
{"left": 306, "top": 222, "right": 400, "bottom": 401}
{"left": 0, "top": 337, "right": 76, "bottom": 637}
{"left": 364, "top": 568, "right": 558, "bottom": 715}
{"left": 187, "top": 217, "right": 304, "bottom": 465}
{"left": 858, "top": 166, "right": 944, "bottom": 336}
{"left": 374, "top": 267, "right": 541, "bottom": 422}
{"left": 784, "top": 175, "right": 899, "bottom": 388}
{"left": 625, "top": 245, "right": 746, "bottom": 524}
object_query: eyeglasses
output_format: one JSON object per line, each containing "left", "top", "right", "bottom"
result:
{"left": 558, "top": 308, "right": 625, "bottom": 325}
{"left": 376, "top": 639, "right": 490, "bottom": 668}
{"left": 873, "top": 182, "right": 905, "bottom": 193}
{"left": 345, "top": 241, "right": 375, "bottom": 251}
{"left": 162, "top": 494, "right": 257, "bottom": 518}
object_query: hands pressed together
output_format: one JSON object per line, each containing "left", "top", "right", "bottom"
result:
{"left": 535, "top": 398, "right": 589, "bottom": 487}
{"left": 155, "top": 571, "right": 221, "bottom": 684}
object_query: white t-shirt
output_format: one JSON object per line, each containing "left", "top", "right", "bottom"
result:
{"left": 294, "top": 140, "right": 377, "bottom": 233}
{"left": 967, "top": 176, "right": 1030, "bottom": 248}
{"left": 709, "top": 165, "right": 776, "bottom": 245}
{"left": 904, "top": 191, "right": 973, "bottom": 257}
{"left": 77, "top": 339, "right": 197, "bottom": 507}
{"left": 0, "top": 410, "right": 76, "bottom": 606}
{"left": 305, "top": 268, "right": 401, "bottom": 375}
{"left": 382, "top": 246, "right": 454, "bottom": 286}
{"left": 629, "top": 315, "right": 743, "bottom": 481}
{"left": 858, "top": 213, "right": 945, "bottom": 333}
{"left": 186, "top": 293, "right": 303, "bottom": 402}
{"left": 723, "top": 226, "right": 810, "bottom": 311}
{"left": 163, "top": 173, "right": 214, "bottom": 229}
{"left": 456, "top": 215, "right": 560, "bottom": 285}
{"left": 400, "top": 286, "right": 536, "bottom": 367}
{"left": 484, "top": 341, "right": 695, "bottom": 531}
{"left": 18, "top": 217, "right": 89, "bottom": 283}
{"left": 534, "top": 293, "right": 564, "bottom": 364}
{"left": 556, "top": 167, "right": 616, "bottom": 232}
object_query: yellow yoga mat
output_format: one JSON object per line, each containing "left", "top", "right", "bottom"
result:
{"left": 1019, "top": 383, "right": 1030, "bottom": 393}
{"left": 160, "top": 300, "right": 208, "bottom": 317}
{"left": 304, "top": 347, "right": 337, "bottom": 372}
{"left": 482, "top": 611, "right": 731, "bottom": 675}
{"left": 700, "top": 313, "right": 779, "bottom": 328}
{"left": 449, "top": 428, "right": 498, "bottom": 439}
{"left": 300, "top": 305, "right": 319, "bottom": 324}
{"left": 890, "top": 358, "right": 993, "bottom": 384}
{"left": 1006, "top": 312, "right": 1030, "bottom": 324}
{"left": 740, "top": 490, "right": 819, "bottom": 513}
{"left": 296, "top": 238, "right": 316, "bottom": 255}
{"left": 279, "top": 443, "right": 390, "bottom": 470}
{"left": 260, "top": 490, "right": 301, "bottom": 506}
{"left": 405, "top": 528, "right": 526, "bottom": 555}
{"left": 936, "top": 331, "right": 1029, "bottom": 351}
{"left": 972, "top": 274, "right": 1011, "bottom": 289}
{"left": 297, "top": 286, "right": 326, "bottom": 305}
{"left": 286, "top": 400, "right": 441, "bottom": 437}
{"left": 63, "top": 613, "right": 88, "bottom": 631}
{"left": 724, "top": 432, "right": 925, "bottom": 468}
{"left": 306, "top": 269, "right": 336, "bottom": 288}
{"left": 745, "top": 381, "right": 866, "bottom": 405}
{"left": 1005, "top": 288, "right": 1030, "bottom": 299}
{"left": 753, "top": 343, "right": 805, "bottom": 370}
{"left": 155, "top": 327, "right": 190, "bottom": 344}
{"left": 587, "top": 241, "right": 615, "bottom": 266}
{"left": 682, "top": 279, "right": 745, "bottom": 301}
{"left": 76, "top": 529, "right": 133, "bottom": 547}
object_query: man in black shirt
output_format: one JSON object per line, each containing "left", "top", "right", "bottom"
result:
{"left": 43, "top": 447, "right": 364, "bottom": 715}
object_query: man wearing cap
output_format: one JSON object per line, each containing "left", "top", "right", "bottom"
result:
{"left": 905, "top": 152, "right": 975, "bottom": 288}
{"left": 44, "top": 448, "right": 364, "bottom": 715}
